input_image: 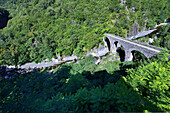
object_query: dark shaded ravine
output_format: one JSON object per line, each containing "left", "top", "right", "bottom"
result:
{"left": 0, "top": 8, "right": 11, "bottom": 29}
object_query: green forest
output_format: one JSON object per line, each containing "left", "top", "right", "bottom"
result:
{"left": 0, "top": 0, "right": 170, "bottom": 112}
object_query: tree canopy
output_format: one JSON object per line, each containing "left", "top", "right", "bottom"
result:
{"left": 0, "top": 0, "right": 170, "bottom": 112}
{"left": 0, "top": 0, "right": 169, "bottom": 65}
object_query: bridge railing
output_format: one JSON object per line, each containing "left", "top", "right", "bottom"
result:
{"left": 131, "top": 40, "right": 164, "bottom": 51}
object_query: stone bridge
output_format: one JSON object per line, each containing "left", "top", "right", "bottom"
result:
{"left": 104, "top": 33, "right": 164, "bottom": 61}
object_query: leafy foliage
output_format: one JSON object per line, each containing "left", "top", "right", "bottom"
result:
{"left": 1, "top": 53, "right": 169, "bottom": 112}
{"left": 151, "top": 24, "right": 170, "bottom": 50}
{"left": 126, "top": 54, "right": 170, "bottom": 111}
{"left": 0, "top": 0, "right": 170, "bottom": 112}
{"left": 0, "top": 0, "right": 169, "bottom": 65}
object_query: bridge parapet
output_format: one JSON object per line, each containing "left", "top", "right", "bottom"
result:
{"left": 104, "top": 33, "right": 164, "bottom": 51}
{"left": 104, "top": 33, "right": 164, "bottom": 61}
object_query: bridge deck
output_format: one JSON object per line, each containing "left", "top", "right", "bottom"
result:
{"left": 105, "top": 33, "right": 164, "bottom": 52}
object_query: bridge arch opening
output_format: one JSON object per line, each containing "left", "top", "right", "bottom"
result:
{"left": 131, "top": 50, "right": 147, "bottom": 62}
{"left": 114, "top": 41, "right": 118, "bottom": 47}
{"left": 116, "top": 46, "right": 125, "bottom": 62}
{"left": 104, "top": 37, "right": 111, "bottom": 51}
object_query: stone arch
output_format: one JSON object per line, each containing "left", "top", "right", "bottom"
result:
{"left": 116, "top": 46, "right": 125, "bottom": 62}
{"left": 114, "top": 41, "right": 121, "bottom": 48}
{"left": 104, "top": 37, "right": 111, "bottom": 51}
{"left": 131, "top": 49, "right": 148, "bottom": 62}
{"left": 114, "top": 41, "right": 118, "bottom": 48}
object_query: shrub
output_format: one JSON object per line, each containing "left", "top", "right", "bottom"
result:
{"left": 71, "top": 78, "right": 149, "bottom": 112}
{"left": 126, "top": 60, "right": 170, "bottom": 111}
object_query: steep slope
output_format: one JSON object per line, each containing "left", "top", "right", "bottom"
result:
{"left": 0, "top": 0, "right": 169, "bottom": 66}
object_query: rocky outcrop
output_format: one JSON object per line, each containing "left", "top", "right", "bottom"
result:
{"left": 86, "top": 44, "right": 109, "bottom": 58}
{"left": 129, "top": 22, "right": 169, "bottom": 40}
{"left": 129, "top": 21, "right": 139, "bottom": 38}
{"left": 120, "top": 0, "right": 126, "bottom": 6}
{"left": 16, "top": 44, "right": 109, "bottom": 70}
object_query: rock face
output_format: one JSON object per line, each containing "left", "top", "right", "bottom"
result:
{"left": 129, "top": 21, "right": 139, "bottom": 38}
{"left": 86, "top": 44, "right": 109, "bottom": 58}
{"left": 120, "top": 0, "right": 126, "bottom": 6}
{"left": 149, "top": 38, "right": 154, "bottom": 43}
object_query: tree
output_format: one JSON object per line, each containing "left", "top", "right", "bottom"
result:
{"left": 125, "top": 53, "right": 170, "bottom": 111}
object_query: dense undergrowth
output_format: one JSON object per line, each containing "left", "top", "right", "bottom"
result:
{"left": 1, "top": 53, "right": 170, "bottom": 112}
